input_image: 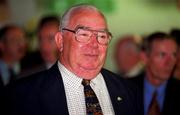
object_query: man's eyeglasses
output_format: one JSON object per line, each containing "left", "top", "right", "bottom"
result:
{"left": 62, "top": 26, "right": 112, "bottom": 45}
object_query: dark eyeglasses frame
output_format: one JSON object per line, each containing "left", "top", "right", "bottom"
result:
{"left": 62, "top": 26, "right": 112, "bottom": 45}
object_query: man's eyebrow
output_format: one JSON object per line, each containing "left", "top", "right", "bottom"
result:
{"left": 76, "top": 25, "right": 108, "bottom": 32}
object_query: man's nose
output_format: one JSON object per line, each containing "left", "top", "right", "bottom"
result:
{"left": 89, "top": 33, "right": 99, "bottom": 48}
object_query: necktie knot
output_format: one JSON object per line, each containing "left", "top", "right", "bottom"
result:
{"left": 82, "top": 79, "right": 91, "bottom": 86}
{"left": 152, "top": 91, "right": 158, "bottom": 100}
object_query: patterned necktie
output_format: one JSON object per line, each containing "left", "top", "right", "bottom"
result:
{"left": 82, "top": 79, "right": 103, "bottom": 115}
{"left": 148, "top": 91, "right": 161, "bottom": 115}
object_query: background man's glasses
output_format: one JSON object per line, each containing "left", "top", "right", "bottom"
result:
{"left": 62, "top": 26, "right": 112, "bottom": 45}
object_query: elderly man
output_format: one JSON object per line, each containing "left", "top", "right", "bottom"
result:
{"left": 5, "top": 4, "right": 142, "bottom": 115}
{"left": 129, "top": 32, "right": 180, "bottom": 115}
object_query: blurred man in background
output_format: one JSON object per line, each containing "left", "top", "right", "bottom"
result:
{"left": 0, "top": 24, "right": 27, "bottom": 86}
{"left": 38, "top": 16, "right": 59, "bottom": 68}
{"left": 129, "top": 32, "right": 180, "bottom": 115}
{"left": 20, "top": 16, "right": 59, "bottom": 77}
{"left": 114, "top": 34, "right": 144, "bottom": 78}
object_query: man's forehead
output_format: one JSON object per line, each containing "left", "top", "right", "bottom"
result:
{"left": 69, "top": 12, "right": 106, "bottom": 26}
{"left": 151, "top": 40, "right": 177, "bottom": 51}
{"left": 152, "top": 39, "right": 176, "bottom": 46}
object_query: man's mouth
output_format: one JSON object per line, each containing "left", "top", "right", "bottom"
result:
{"left": 84, "top": 54, "right": 98, "bottom": 57}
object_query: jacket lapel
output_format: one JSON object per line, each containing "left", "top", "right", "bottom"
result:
{"left": 40, "top": 64, "right": 69, "bottom": 115}
{"left": 101, "top": 69, "right": 130, "bottom": 115}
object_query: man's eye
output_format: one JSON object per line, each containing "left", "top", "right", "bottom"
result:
{"left": 79, "top": 33, "right": 90, "bottom": 37}
{"left": 98, "top": 32, "right": 108, "bottom": 39}
{"left": 159, "top": 52, "right": 165, "bottom": 58}
{"left": 173, "top": 52, "right": 177, "bottom": 58}
{"left": 77, "top": 29, "right": 91, "bottom": 37}
{"left": 99, "top": 35, "right": 107, "bottom": 39}
{"left": 48, "top": 37, "right": 54, "bottom": 42}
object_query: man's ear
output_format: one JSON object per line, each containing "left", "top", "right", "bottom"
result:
{"left": 55, "top": 32, "right": 63, "bottom": 52}
{"left": 140, "top": 51, "right": 148, "bottom": 65}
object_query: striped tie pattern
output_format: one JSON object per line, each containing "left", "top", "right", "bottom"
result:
{"left": 82, "top": 79, "right": 103, "bottom": 115}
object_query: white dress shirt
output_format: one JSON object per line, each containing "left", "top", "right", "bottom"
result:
{"left": 58, "top": 61, "right": 114, "bottom": 115}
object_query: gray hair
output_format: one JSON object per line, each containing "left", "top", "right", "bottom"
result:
{"left": 60, "top": 4, "right": 106, "bottom": 31}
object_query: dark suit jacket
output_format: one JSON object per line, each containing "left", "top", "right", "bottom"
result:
{"left": 5, "top": 63, "right": 143, "bottom": 115}
{"left": 0, "top": 74, "right": 4, "bottom": 96}
{"left": 19, "top": 51, "right": 47, "bottom": 78}
{"left": 0, "top": 74, "right": 4, "bottom": 91}
{"left": 129, "top": 73, "right": 180, "bottom": 115}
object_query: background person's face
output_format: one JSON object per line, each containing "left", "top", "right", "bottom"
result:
{"left": 3, "top": 28, "right": 26, "bottom": 62}
{"left": 60, "top": 11, "right": 108, "bottom": 79}
{"left": 116, "top": 43, "right": 140, "bottom": 73}
{"left": 145, "top": 39, "right": 177, "bottom": 85}
{"left": 39, "top": 23, "right": 59, "bottom": 63}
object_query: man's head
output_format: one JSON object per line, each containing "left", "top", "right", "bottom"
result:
{"left": 38, "top": 16, "right": 59, "bottom": 64}
{"left": 114, "top": 35, "right": 142, "bottom": 74}
{"left": 55, "top": 4, "right": 112, "bottom": 79}
{"left": 141, "top": 32, "right": 178, "bottom": 86}
{"left": 0, "top": 25, "right": 26, "bottom": 65}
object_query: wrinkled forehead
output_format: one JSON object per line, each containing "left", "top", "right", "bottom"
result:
{"left": 68, "top": 10, "right": 108, "bottom": 30}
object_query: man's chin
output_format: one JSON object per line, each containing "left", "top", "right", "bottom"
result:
{"left": 79, "top": 63, "right": 103, "bottom": 71}
{"left": 81, "top": 65, "right": 98, "bottom": 70}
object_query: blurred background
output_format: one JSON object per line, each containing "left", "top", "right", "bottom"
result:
{"left": 1, "top": 0, "right": 180, "bottom": 72}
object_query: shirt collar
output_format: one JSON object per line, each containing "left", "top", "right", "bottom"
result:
{"left": 0, "top": 60, "right": 20, "bottom": 74}
{"left": 58, "top": 61, "right": 82, "bottom": 89}
{"left": 58, "top": 61, "right": 102, "bottom": 89}
{"left": 144, "top": 77, "right": 167, "bottom": 96}
{"left": 91, "top": 73, "right": 103, "bottom": 87}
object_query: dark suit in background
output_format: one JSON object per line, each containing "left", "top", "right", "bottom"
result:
{"left": 128, "top": 32, "right": 180, "bottom": 115}
{"left": 20, "top": 51, "right": 47, "bottom": 78}
{"left": 20, "top": 15, "right": 59, "bottom": 78}
{"left": 129, "top": 74, "right": 180, "bottom": 115}
{"left": 0, "top": 74, "right": 4, "bottom": 91}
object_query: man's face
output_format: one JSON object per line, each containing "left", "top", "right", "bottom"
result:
{"left": 39, "top": 23, "right": 59, "bottom": 63}
{"left": 116, "top": 40, "right": 140, "bottom": 74}
{"left": 60, "top": 11, "right": 109, "bottom": 79}
{"left": 145, "top": 39, "right": 177, "bottom": 85}
{"left": 3, "top": 28, "right": 26, "bottom": 62}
